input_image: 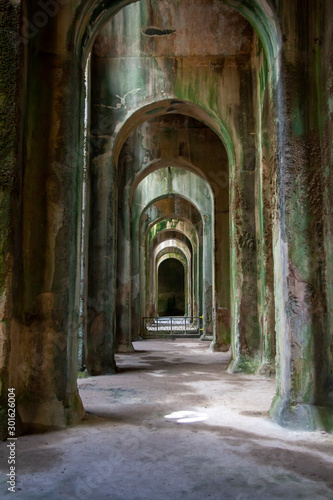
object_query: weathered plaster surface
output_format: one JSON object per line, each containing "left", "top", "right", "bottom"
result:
{"left": 0, "top": 0, "right": 332, "bottom": 437}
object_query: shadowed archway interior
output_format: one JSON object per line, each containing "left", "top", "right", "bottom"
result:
{"left": 158, "top": 258, "right": 185, "bottom": 317}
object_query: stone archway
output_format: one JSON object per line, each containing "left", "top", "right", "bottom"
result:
{"left": 150, "top": 233, "right": 194, "bottom": 318}
{"left": 4, "top": 0, "right": 333, "bottom": 435}
{"left": 4, "top": 0, "right": 277, "bottom": 432}
{"left": 130, "top": 167, "right": 214, "bottom": 341}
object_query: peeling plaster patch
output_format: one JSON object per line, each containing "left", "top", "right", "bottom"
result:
{"left": 142, "top": 27, "right": 176, "bottom": 37}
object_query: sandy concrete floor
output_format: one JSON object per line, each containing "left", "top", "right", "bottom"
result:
{"left": 1, "top": 339, "right": 332, "bottom": 499}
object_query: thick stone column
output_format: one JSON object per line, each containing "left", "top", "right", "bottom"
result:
{"left": 8, "top": 5, "right": 85, "bottom": 432}
{"left": 209, "top": 155, "right": 230, "bottom": 352}
{"left": 255, "top": 43, "right": 277, "bottom": 376}
{"left": 228, "top": 169, "right": 260, "bottom": 373}
{"left": 116, "top": 169, "right": 134, "bottom": 352}
{"left": 270, "top": 1, "right": 333, "bottom": 431}
{"left": 201, "top": 213, "right": 214, "bottom": 339}
{"left": 256, "top": 124, "right": 277, "bottom": 377}
{"left": 227, "top": 59, "right": 261, "bottom": 373}
{"left": 0, "top": 0, "right": 22, "bottom": 438}
{"left": 321, "top": 0, "right": 333, "bottom": 420}
{"left": 86, "top": 51, "right": 118, "bottom": 372}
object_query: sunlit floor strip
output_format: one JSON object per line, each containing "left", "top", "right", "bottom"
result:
{"left": 164, "top": 410, "right": 209, "bottom": 423}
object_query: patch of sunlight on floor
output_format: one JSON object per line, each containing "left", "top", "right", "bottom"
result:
{"left": 164, "top": 410, "right": 209, "bottom": 423}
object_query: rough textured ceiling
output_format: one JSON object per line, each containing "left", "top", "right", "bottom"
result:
{"left": 93, "top": 0, "right": 253, "bottom": 58}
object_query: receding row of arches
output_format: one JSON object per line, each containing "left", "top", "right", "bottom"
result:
{"left": 2, "top": 0, "right": 332, "bottom": 437}
{"left": 83, "top": 0, "right": 265, "bottom": 377}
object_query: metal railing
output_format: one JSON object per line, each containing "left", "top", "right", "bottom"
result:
{"left": 142, "top": 316, "right": 201, "bottom": 338}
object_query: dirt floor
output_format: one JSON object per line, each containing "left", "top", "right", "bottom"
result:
{"left": 1, "top": 339, "right": 333, "bottom": 499}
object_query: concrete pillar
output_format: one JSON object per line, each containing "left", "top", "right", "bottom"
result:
{"left": 86, "top": 52, "right": 117, "bottom": 372}
{"left": 115, "top": 188, "right": 134, "bottom": 351}
{"left": 116, "top": 138, "right": 136, "bottom": 351}
{"left": 0, "top": 0, "right": 22, "bottom": 438}
{"left": 228, "top": 160, "right": 260, "bottom": 373}
{"left": 270, "top": 1, "right": 333, "bottom": 431}
{"left": 254, "top": 40, "right": 276, "bottom": 376}
{"left": 321, "top": 0, "right": 333, "bottom": 419}
{"left": 226, "top": 58, "right": 261, "bottom": 372}
{"left": 8, "top": 5, "right": 85, "bottom": 432}
{"left": 201, "top": 213, "right": 214, "bottom": 339}
{"left": 208, "top": 152, "right": 230, "bottom": 352}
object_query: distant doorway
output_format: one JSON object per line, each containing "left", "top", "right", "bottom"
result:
{"left": 158, "top": 258, "right": 185, "bottom": 316}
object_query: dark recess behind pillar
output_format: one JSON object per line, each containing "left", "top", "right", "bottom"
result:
{"left": 158, "top": 258, "right": 185, "bottom": 316}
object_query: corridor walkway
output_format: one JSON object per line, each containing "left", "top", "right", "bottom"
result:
{"left": 1, "top": 340, "right": 332, "bottom": 499}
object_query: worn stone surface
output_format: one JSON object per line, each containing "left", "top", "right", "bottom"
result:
{"left": 91, "top": 1, "right": 256, "bottom": 356}
{"left": 269, "top": 0, "right": 333, "bottom": 431}
{"left": 0, "top": 0, "right": 332, "bottom": 439}
{"left": 0, "top": 341, "right": 332, "bottom": 498}
{"left": 0, "top": 0, "right": 22, "bottom": 438}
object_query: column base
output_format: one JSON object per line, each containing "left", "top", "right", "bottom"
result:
{"left": 16, "top": 390, "right": 84, "bottom": 435}
{"left": 88, "top": 365, "right": 117, "bottom": 376}
{"left": 86, "top": 354, "right": 117, "bottom": 376}
{"left": 116, "top": 342, "right": 136, "bottom": 353}
{"left": 200, "top": 334, "right": 213, "bottom": 341}
{"left": 258, "top": 361, "right": 276, "bottom": 377}
{"left": 227, "top": 354, "right": 260, "bottom": 374}
{"left": 270, "top": 395, "right": 333, "bottom": 433}
{"left": 209, "top": 340, "right": 230, "bottom": 352}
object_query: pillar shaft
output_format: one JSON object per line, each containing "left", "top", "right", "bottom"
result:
{"left": 228, "top": 60, "right": 261, "bottom": 372}
{"left": 256, "top": 61, "right": 277, "bottom": 376}
{"left": 229, "top": 169, "right": 261, "bottom": 372}
{"left": 8, "top": 6, "right": 85, "bottom": 432}
{"left": 270, "top": 0, "right": 333, "bottom": 431}
{"left": 86, "top": 52, "right": 118, "bottom": 372}
{"left": 0, "top": 0, "right": 22, "bottom": 438}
